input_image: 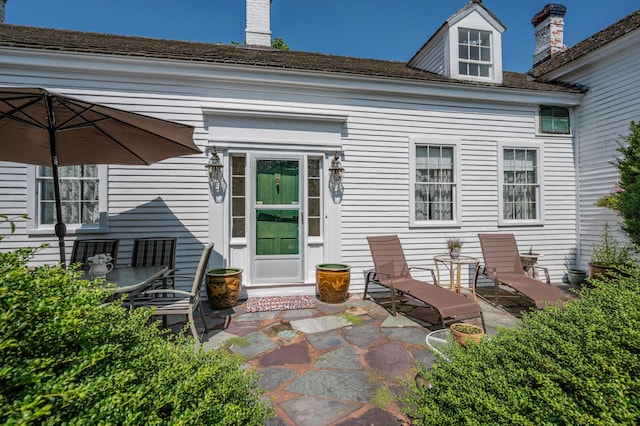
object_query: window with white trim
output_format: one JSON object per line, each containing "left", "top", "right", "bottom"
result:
{"left": 502, "top": 148, "right": 539, "bottom": 221}
{"left": 458, "top": 28, "right": 492, "bottom": 78}
{"left": 28, "top": 165, "right": 107, "bottom": 233}
{"left": 307, "top": 157, "right": 322, "bottom": 237}
{"left": 231, "top": 155, "right": 246, "bottom": 238}
{"left": 413, "top": 144, "right": 458, "bottom": 223}
{"left": 38, "top": 165, "right": 99, "bottom": 226}
{"left": 539, "top": 106, "right": 570, "bottom": 134}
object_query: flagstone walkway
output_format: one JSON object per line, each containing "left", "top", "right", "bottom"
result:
{"left": 161, "top": 290, "right": 521, "bottom": 426}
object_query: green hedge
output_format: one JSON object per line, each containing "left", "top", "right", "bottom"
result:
{"left": 0, "top": 246, "right": 272, "bottom": 425}
{"left": 404, "top": 268, "right": 640, "bottom": 425}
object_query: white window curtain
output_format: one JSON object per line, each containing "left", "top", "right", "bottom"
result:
{"left": 503, "top": 149, "right": 538, "bottom": 220}
{"left": 38, "top": 165, "right": 99, "bottom": 226}
{"left": 415, "top": 146, "right": 454, "bottom": 221}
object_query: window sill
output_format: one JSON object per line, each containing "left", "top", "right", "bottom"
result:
{"left": 410, "top": 221, "right": 461, "bottom": 229}
{"left": 26, "top": 225, "right": 107, "bottom": 236}
{"left": 498, "top": 220, "right": 544, "bottom": 227}
{"left": 535, "top": 132, "right": 572, "bottom": 138}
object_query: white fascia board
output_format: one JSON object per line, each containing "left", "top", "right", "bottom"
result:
{"left": 1, "top": 47, "right": 582, "bottom": 107}
{"left": 448, "top": 5, "right": 506, "bottom": 33}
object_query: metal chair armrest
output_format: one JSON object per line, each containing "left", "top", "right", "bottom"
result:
{"left": 365, "top": 269, "right": 395, "bottom": 291}
{"left": 143, "top": 289, "right": 192, "bottom": 297}
{"left": 409, "top": 266, "right": 438, "bottom": 286}
{"left": 483, "top": 265, "right": 500, "bottom": 286}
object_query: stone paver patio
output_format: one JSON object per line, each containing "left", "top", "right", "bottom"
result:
{"left": 161, "top": 289, "right": 524, "bottom": 425}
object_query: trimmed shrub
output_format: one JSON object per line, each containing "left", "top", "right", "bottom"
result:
{"left": 404, "top": 269, "right": 640, "bottom": 425}
{"left": 0, "top": 246, "right": 272, "bottom": 425}
{"left": 616, "top": 121, "right": 640, "bottom": 246}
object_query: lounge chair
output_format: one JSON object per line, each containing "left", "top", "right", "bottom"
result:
{"left": 478, "top": 233, "right": 574, "bottom": 309}
{"left": 365, "top": 235, "right": 485, "bottom": 329}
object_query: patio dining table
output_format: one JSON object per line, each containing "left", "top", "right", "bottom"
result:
{"left": 81, "top": 265, "right": 169, "bottom": 295}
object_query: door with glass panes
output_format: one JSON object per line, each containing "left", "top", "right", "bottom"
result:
{"left": 252, "top": 156, "right": 303, "bottom": 283}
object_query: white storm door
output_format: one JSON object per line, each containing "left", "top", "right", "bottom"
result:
{"left": 251, "top": 156, "right": 304, "bottom": 283}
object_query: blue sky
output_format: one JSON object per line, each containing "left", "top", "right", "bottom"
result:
{"left": 4, "top": 0, "right": 639, "bottom": 72}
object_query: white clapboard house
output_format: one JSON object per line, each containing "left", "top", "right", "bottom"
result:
{"left": 1, "top": 0, "right": 638, "bottom": 296}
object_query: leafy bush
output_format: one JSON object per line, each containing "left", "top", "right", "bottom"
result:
{"left": 615, "top": 121, "right": 640, "bottom": 246}
{"left": 590, "top": 221, "right": 636, "bottom": 267}
{"left": 404, "top": 268, "right": 640, "bottom": 425}
{"left": 0, "top": 246, "right": 272, "bottom": 425}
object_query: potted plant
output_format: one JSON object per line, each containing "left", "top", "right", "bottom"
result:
{"left": 449, "top": 323, "right": 484, "bottom": 346}
{"left": 566, "top": 268, "right": 587, "bottom": 286}
{"left": 447, "top": 238, "right": 463, "bottom": 259}
{"left": 588, "top": 222, "right": 635, "bottom": 280}
{"left": 316, "top": 263, "right": 351, "bottom": 303}
{"left": 86, "top": 253, "right": 113, "bottom": 279}
{"left": 206, "top": 267, "right": 243, "bottom": 309}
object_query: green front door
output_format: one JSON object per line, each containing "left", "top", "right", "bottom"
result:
{"left": 252, "top": 157, "right": 303, "bottom": 283}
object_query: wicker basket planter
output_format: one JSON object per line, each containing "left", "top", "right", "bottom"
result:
{"left": 316, "top": 263, "right": 351, "bottom": 303}
{"left": 206, "top": 267, "right": 243, "bottom": 309}
{"left": 450, "top": 323, "right": 485, "bottom": 346}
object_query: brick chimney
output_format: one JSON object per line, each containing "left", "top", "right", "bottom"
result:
{"left": 532, "top": 3, "right": 567, "bottom": 67}
{"left": 246, "top": 0, "right": 271, "bottom": 47}
{"left": 1, "top": 0, "right": 7, "bottom": 24}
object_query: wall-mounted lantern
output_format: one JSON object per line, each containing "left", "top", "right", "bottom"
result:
{"left": 329, "top": 151, "right": 344, "bottom": 187}
{"left": 205, "top": 146, "right": 224, "bottom": 188}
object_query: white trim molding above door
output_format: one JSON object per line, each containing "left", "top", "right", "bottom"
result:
{"left": 204, "top": 106, "right": 346, "bottom": 293}
{"left": 203, "top": 106, "right": 346, "bottom": 152}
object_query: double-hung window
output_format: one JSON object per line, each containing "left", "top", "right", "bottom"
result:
{"left": 500, "top": 146, "right": 542, "bottom": 223}
{"left": 412, "top": 141, "right": 460, "bottom": 226}
{"left": 458, "top": 28, "right": 492, "bottom": 78}
{"left": 28, "top": 165, "right": 107, "bottom": 233}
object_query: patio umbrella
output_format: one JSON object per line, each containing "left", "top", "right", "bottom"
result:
{"left": 0, "top": 86, "right": 202, "bottom": 266}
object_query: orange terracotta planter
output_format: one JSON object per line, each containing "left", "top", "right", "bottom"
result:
{"left": 316, "top": 263, "right": 351, "bottom": 303}
{"left": 206, "top": 268, "right": 243, "bottom": 309}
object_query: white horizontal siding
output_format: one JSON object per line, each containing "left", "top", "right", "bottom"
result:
{"left": 409, "top": 34, "right": 446, "bottom": 75}
{"left": 0, "top": 48, "right": 583, "bottom": 293}
{"left": 552, "top": 33, "right": 640, "bottom": 268}
{"left": 338, "top": 100, "right": 577, "bottom": 288}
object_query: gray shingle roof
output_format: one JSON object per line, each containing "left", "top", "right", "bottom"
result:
{"left": 0, "top": 23, "right": 583, "bottom": 94}
{"left": 530, "top": 9, "right": 640, "bottom": 78}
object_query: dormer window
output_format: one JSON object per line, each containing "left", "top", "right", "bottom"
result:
{"left": 458, "top": 28, "right": 492, "bottom": 78}
{"left": 407, "top": 1, "right": 504, "bottom": 84}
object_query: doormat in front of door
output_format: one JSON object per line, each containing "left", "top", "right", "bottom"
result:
{"left": 245, "top": 295, "right": 316, "bottom": 313}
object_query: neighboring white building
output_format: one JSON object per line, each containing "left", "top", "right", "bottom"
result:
{"left": 530, "top": 7, "right": 640, "bottom": 273}
{"left": 0, "top": 1, "right": 637, "bottom": 296}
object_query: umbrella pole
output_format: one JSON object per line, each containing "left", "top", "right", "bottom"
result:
{"left": 51, "top": 154, "right": 67, "bottom": 267}
{"left": 46, "top": 94, "right": 67, "bottom": 267}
